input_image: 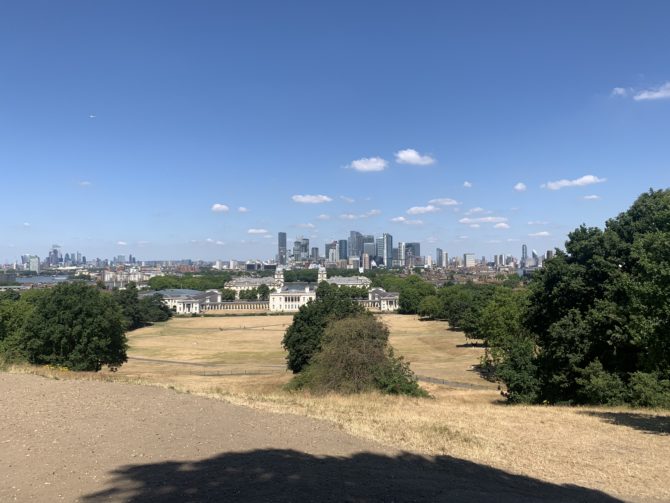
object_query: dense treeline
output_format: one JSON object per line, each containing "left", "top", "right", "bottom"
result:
{"left": 147, "top": 271, "right": 232, "bottom": 291}
{"left": 445, "top": 190, "right": 670, "bottom": 407}
{"left": 0, "top": 282, "right": 172, "bottom": 371}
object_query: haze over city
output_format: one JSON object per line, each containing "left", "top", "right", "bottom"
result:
{"left": 2, "top": 1, "right": 670, "bottom": 262}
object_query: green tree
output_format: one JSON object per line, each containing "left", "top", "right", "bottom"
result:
{"left": 282, "top": 282, "right": 367, "bottom": 373}
{"left": 18, "top": 283, "right": 127, "bottom": 371}
{"left": 257, "top": 284, "right": 270, "bottom": 301}
{"left": 112, "top": 282, "right": 143, "bottom": 330}
{"left": 138, "top": 293, "right": 173, "bottom": 323}
{"left": 417, "top": 295, "right": 441, "bottom": 319}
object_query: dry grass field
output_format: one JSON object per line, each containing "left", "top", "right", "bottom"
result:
{"left": 12, "top": 314, "right": 670, "bottom": 501}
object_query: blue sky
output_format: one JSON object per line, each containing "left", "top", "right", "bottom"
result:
{"left": 1, "top": 1, "right": 669, "bottom": 262}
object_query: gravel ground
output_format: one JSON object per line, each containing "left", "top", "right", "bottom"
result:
{"left": 0, "top": 373, "right": 622, "bottom": 502}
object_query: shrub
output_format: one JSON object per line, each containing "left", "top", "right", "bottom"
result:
{"left": 575, "top": 361, "right": 627, "bottom": 406}
{"left": 628, "top": 372, "right": 670, "bottom": 408}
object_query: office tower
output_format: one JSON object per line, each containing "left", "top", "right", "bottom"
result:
{"left": 546, "top": 249, "right": 554, "bottom": 260}
{"left": 362, "top": 253, "right": 370, "bottom": 270}
{"left": 278, "top": 232, "right": 287, "bottom": 265}
{"left": 338, "top": 239, "right": 348, "bottom": 260}
{"left": 463, "top": 253, "right": 475, "bottom": 268}
{"left": 348, "top": 231, "right": 363, "bottom": 259}
{"left": 442, "top": 251, "right": 449, "bottom": 267}
{"left": 311, "top": 247, "right": 319, "bottom": 261}
{"left": 28, "top": 256, "right": 40, "bottom": 274}
{"left": 482, "top": 255, "right": 486, "bottom": 265}
{"left": 436, "top": 247, "right": 443, "bottom": 267}
{"left": 375, "top": 237, "right": 384, "bottom": 261}
{"left": 301, "top": 238, "right": 310, "bottom": 259}
{"left": 382, "top": 233, "right": 393, "bottom": 268}
{"left": 363, "top": 242, "right": 376, "bottom": 258}
{"left": 521, "top": 244, "right": 528, "bottom": 266}
{"left": 406, "top": 242, "right": 420, "bottom": 259}
{"left": 325, "top": 241, "right": 337, "bottom": 260}
{"left": 397, "top": 242, "right": 406, "bottom": 267}
{"left": 292, "top": 239, "right": 302, "bottom": 260}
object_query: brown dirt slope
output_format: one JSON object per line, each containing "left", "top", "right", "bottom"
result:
{"left": 0, "top": 373, "right": 621, "bottom": 502}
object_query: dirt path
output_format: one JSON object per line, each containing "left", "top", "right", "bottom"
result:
{"left": 1, "top": 373, "right": 621, "bottom": 502}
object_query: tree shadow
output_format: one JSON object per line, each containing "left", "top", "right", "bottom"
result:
{"left": 82, "top": 449, "right": 621, "bottom": 502}
{"left": 579, "top": 411, "right": 670, "bottom": 436}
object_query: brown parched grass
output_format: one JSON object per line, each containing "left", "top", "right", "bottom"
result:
{"left": 9, "top": 314, "right": 670, "bottom": 502}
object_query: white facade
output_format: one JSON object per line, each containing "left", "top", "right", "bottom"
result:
{"left": 269, "top": 286, "right": 316, "bottom": 312}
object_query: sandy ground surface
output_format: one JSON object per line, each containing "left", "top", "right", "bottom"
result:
{"left": 0, "top": 373, "right": 622, "bottom": 503}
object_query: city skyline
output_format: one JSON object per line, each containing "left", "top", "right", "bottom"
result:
{"left": 2, "top": 2, "right": 669, "bottom": 262}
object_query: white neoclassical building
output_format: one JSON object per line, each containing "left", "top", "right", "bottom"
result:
{"left": 269, "top": 283, "right": 317, "bottom": 312}
{"left": 155, "top": 289, "right": 222, "bottom": 314}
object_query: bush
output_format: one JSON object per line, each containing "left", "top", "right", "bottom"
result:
{"left": 575, "top": 361, "right": 627, "bottom": 406}
{"left": 628, "top": 372, "right": 670, "bottom": 408}
{"left": 288, "top": 315, "right": 427, "bottom": 397}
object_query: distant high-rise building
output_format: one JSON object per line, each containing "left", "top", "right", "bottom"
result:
{"left": 436, "top": 248, "right": 444, "bottom": 267}
{"left": 463, "top": 253, "right": 475, "bottom": 268}
{"left": 397, "top": 242, "right": 406, "bottom": 267}
{"left": 28, "top": 255, "right": 40, "bottom": 274}
{"left": 406, "top": 242, "right": 420, "bottom": 259}
{"left": 375, "top": 237, "right": 384, "bottom": 261}
{"left": 325, "top": 241, "right": 337, "bottom": 261}
{"left": 348, "top": 231, "right": 363, "bottom": 259}
{"left": 362, "top": 253, "right": 370, "bottom": 270}
{"left": 338, "top": 239, "right": 348, "bottom": 260}
{"left": 382, "top": 233, "right": 393, "bottom": 268}
{"left": 546, "top": 249, "right": 554, "bottom": 260}
{"left": 363, "top": 242, "right": 376, "bottom": 258}
{"left": 442, "top": 251, "right": 449, "bottom": 267}
{"left": 278, "top": 232, "right": 287, "bottom": 265}
{"left": 311, "top": 247, "right": 319, "bottom": 261}
{"left": 521, "top": 244, "right": 528, "bottom": 266}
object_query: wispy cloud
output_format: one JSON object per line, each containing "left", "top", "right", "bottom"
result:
{"left": 340, "top": 195, "right": 355, "bottom": 203}
{"left": 529, "top": 231, "right": 550, "bottom": 237}
{"left": 514, "top": 182, "right": 527, "bottom": 192}
{"left": 633, "top": 82, "right": 670, "bottom": 101}
{"left": 542, "top": 175, "right": 606, "bottom": 190}
{"left": 339, "top": 209, "right": 381, "bottom": 220}
{"left": 583, "top": 194, "right": 601, "bottom": 200}
{"left": 238, "top": 206, "right": 249, "bottom": 213}
{"left": 78, "top": 180, "right": 92, "bottom": 188}
{"left": 469, "top": 224, "right": 480, "bottom": 229}
{"left": 248, "top": 228, "right": 268, "bottom": 234}
{"left": 216, "top": 240, "right": 225, "bottom": 245}
{"left": 297, "top": 223, "right": 316, "bottom": 228}
{"left": 292, "top": 194, "right": 333, "bottom": 204}
{"left": 205, "top": 238, "right": 215, "bottom": 243}
{"left": 494, "top": 222, "right": 510, "bottom": 229}
{"left": 465, "top": 207, "right": 490, "bottom": 215}
{"left": 211, "top": 203, "right": 230, "bottom": 212}
{"left": 528, "top": 220, "right": 549, "bottom": 225}
{"left": 407, "top": 205, "right": 439, "bottom": 215}
{"left": 117, "top": 241, "right": 127, "bottom": 246}
{"left": 394, "top": 148, "right": 435, "bottom": 166}
{"left": 23, "top": 222, "right": 30, "bottom": 227}
{"left": 317, "top": 214, "right": 331, "bottom": 220}
{"left": 428, "top": 197, "right": 460, "bottom": 206}
{"left": 459, "top": 216, "right": 507, "bottom": 224}
{"left": 391, "top": 216, "right": 423, "bottom": 225}
{"left": 463, "top": 181, "right": 473, "bottom": 188}
{"left": 611, "top": 87, "right": 629, "bottom": 97}
{"left": 348, "top": 157, "right": 388, "bottom": 172}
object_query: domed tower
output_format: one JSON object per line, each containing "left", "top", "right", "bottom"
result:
{"left": 317, "top": 266, "right": 327, "bottom": 284}
{"left": 274, "top": 267, "right": 285, "bottom": 290}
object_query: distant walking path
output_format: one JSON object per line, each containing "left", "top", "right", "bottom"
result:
{"left": 0, "top": 373, "right": 620, "bottom": 502}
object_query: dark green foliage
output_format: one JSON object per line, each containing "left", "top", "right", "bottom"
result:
{"left": 481, "top": 189, "right": 670, "bottom": 406}
{"left": 138, "top": 294, "right": 173, "bottom": 323}
{"left": 221, "top": 289, "right": 236, "bottom": 301}
{"left": 112, "top": 283, "right": 144, "bottom": 330}
{"left": 288, "top": 315, "right": 427, "bottom": 397}
{"left": 282, "top": 282, "right": 367, "bottom": 373}
{"left": 257, "top": 284, "right": 270, "bottom": 301}
{"left": 239, "top": 288, "right": 258, "bottom": 301}
{"left": 147, "top": 271, "right": 232, "bottom": 291}
{"left": 437, "top": 283, "right": 498, "bottom": 340}
{"left": 17, "top": 283, "right": 127, "bottom": 371}
{"left": 417, "top": 295, "right": 441, "bottom": 319}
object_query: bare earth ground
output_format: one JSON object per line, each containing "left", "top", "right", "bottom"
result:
{"left": 2, "top": 314, "right": 669, "bottom": 501}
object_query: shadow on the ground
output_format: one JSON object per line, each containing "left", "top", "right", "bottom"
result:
{"left": 579, "top": 410, "right": 670, "bottom": 435}
{"left": 82, "top": 449, "right": 621, "bottom": 502}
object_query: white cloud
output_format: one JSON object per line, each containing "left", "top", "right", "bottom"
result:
{"left": 611, "top": 87, "right": 628, "bottom": 97}
{"left": 248, "top": 228, "right": 268, "bottom": 234}
{"left": 428, "top": 197, "right": 460, "bottom": 206}
{"left": 211, "top": 203, "right": 230, "bottom": 212}
{"left": 238, "top": 206, "right": 249, "bottom": 213}
{"left": 391, "top": 216, "right": 423, "bottom": 225}
{"left": 542, "top": 175, "right": 606, "bottom": 190}
{"left": 633, "top": 82, "right": 670, "bottom": 101}
{"left": 292, "top": 194, "right": 333, "bottom": 204}
{"left": 514, "top": 182, "right": 527, "bottom": 192}
{"left": 583, "top": 194, "right": 601, "bottom": 200}
{"left": 317, "top": 214, "right": 331, "bottom": 220}
{"left": 487, "top": 239, "right": 502, "bottom": 244}
{"left": 459, "top": 216, "right": 507, "bottom": 224}
{"left": 507, "top": 238, "right": 520, "bottom": 242}
{"left": 465, "top": 207, "right": 490, "bottom": 215}
{"left": 494, "top": 223, "right": 510, "bottom": 229}
{"left": 78, "top": 180, "right": 92, "bottom": 187}
{"left": 529, "top": 231, "right": 551, "bottom": 237}
{"left": 339, "top": 209, "right": 381, "bottom": 220}
{"left": 469, "top": 224, "right": 480, "bottom": 229}
{"left": 394, "top": 148, "right": 435, "bottom": 166}
{"left": 216, "top": 240, "right": 225, "bottom": 246}
{"left": 348, "top": 157, "right": 388, "bottom": 172}
{"left": 463, "top": 181, "right": 473, "bottom": 188}
{"left": 297, "top": 223, "right": 316, "bottom": 228}
{"left": 117, "top": 241, "right": 127, "bottom": 246}
{"left": 458, "top": 235, "right": 469, "bottom": 240}
{"left": 528, "top": 220, "right": 549, "bottom": 225}
{"left": 205, "top": 238, "right": 215, "bottom": 243}
{"left": 407, "top": 204, "right": 439, "bottom": 215}
{"left": 23, "top": 222, "right": 30, "bottom": 227}
{"left": 263, "top": 235, "right": 273, "bottom": 239}
{"left": 340, "top": 196, "right": 355, "bottom": 203}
